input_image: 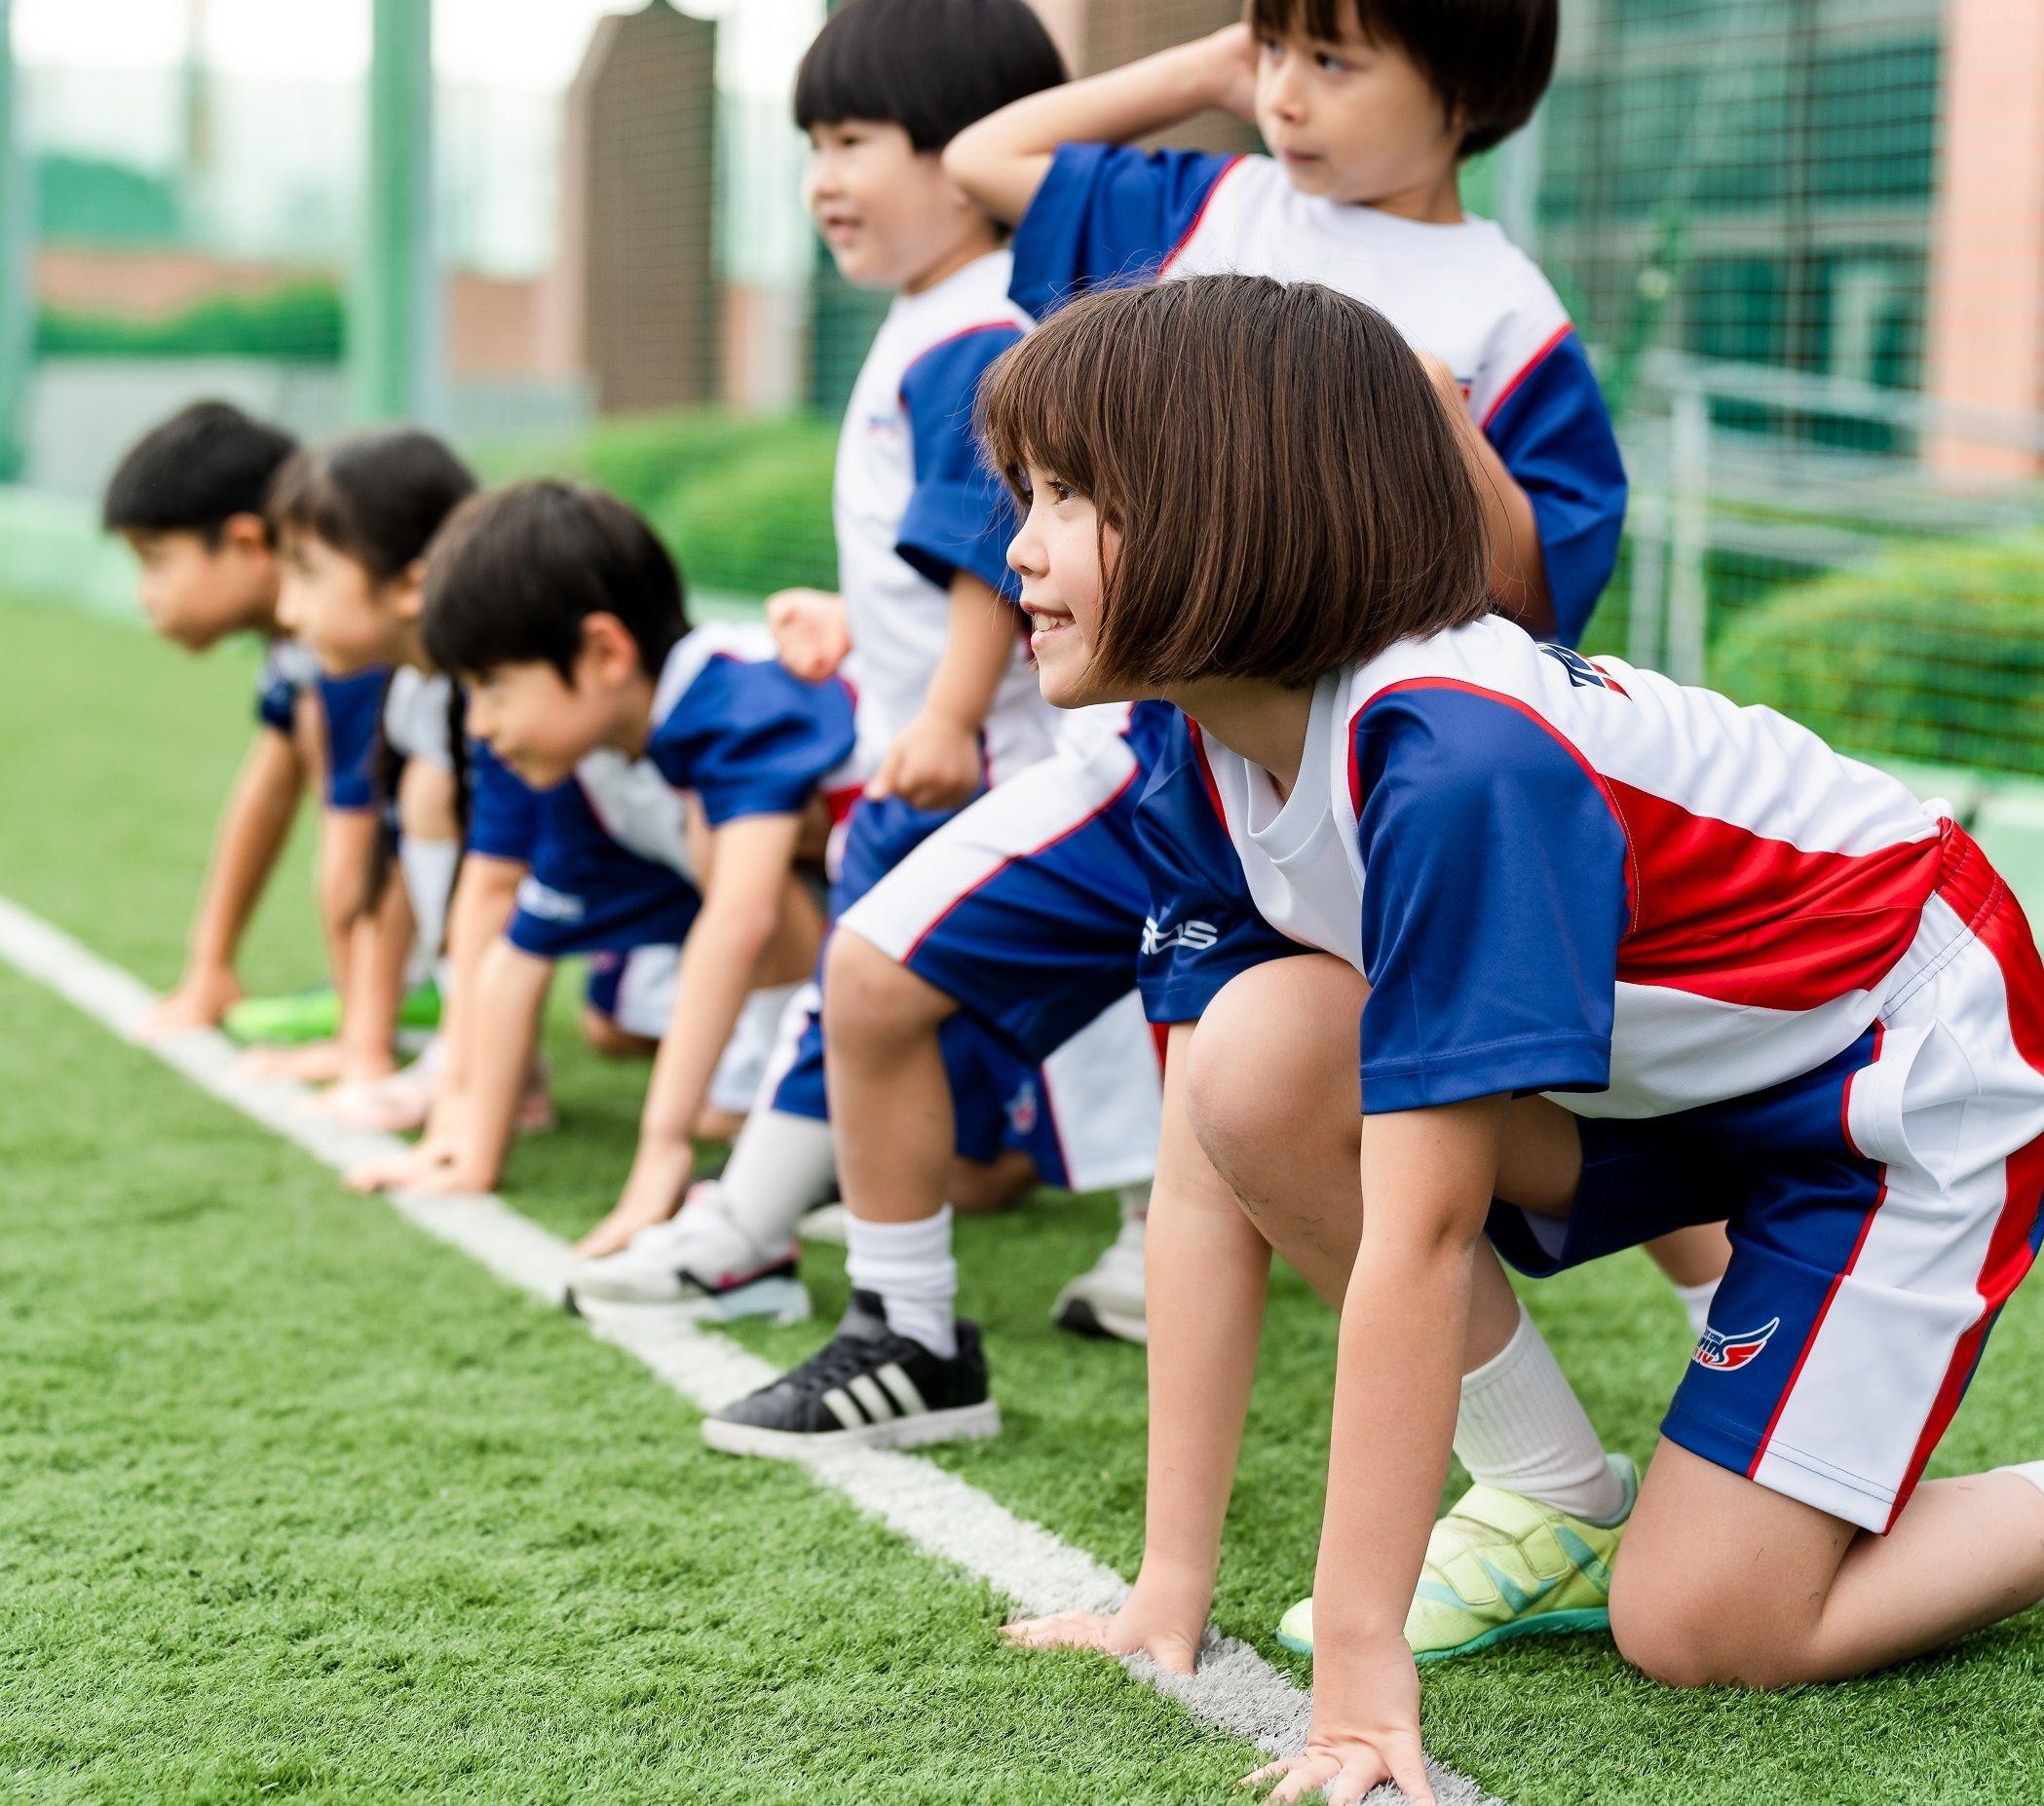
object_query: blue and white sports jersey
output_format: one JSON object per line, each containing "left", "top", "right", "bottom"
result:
{"left": 836, "top": 247, "right": 1054, "bottom": 780}
{"left": 382, "top": 666, "right": 456, "bottom": 771}
{"left": 253, "top": 637, "right": 321, "bottom": 734}
{"left": 1138, "top": 615, "right": 1968, "bottom": 1119}
{"left": 498, "top": 622, "right": 862, "bottom": 959}
{"left": 1010, "top": 143, "right": 1627, "bottom": 646}
{"left": 317, "top": 665, "right": 387, "bottom": 812}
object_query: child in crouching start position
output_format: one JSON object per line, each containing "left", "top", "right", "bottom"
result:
{"left": 989, "top": 277, "right": 2044, "bottom": 1805}
{"left": 360, "top": 480, "right": 855, "bottom": 1261}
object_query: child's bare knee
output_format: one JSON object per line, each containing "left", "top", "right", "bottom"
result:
{"left": 823, "top": 929, "right": 941, "bottom": 1050}
{"left": 1183, "top": 965, "right": 1340, "bottom": 1184}
{"left": 1609, "top": 1567, "right": 1798, "bottom": 1691}
{"left": 581, "top": 1008, "right": 645, "bottom": 1058}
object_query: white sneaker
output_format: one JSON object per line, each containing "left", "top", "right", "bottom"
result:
{"left": 1053, "top": 1211, "right": 1146, "bottom": 1344}
{"left": 798, "top": 1201, "right": 849, "bottom": 1245}
{"left": 565, "top": 1185, "right": 811, "bottom": 1322}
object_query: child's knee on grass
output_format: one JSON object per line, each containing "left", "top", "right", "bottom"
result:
{"left": 1609, "top": 1439, "right": 1854, "bottom": 1690}
{"left": 823, "top": 928, "right": 957, "bottom": 1058}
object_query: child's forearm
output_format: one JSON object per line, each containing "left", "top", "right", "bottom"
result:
{"left": 1136, "top": 1026, "right": 1271, "bottom": 1607}
{"left": 316, "top": 808, "right": 377, "bottom": 986}
{"left": 926, "top": 576, "right": 1017, "bottom": 734}
{"left": 1312, "top": 1103, "right": 1504, "bottom": 1655}
{"left": 436, "top": 856, "right": 525, "bottom": 1098}
{"left": 336, "top": 875, "right": 413, "bottom": 1076}
{"left": 634, "top": 895, "right": 781, "bottom": 1157}
{"left": 459, "top": 938, "right": 554, "bottom": 1185}
{"left": 187, "top": 729, "right": 305, "bottom": 978}
{"left": 945, "top": 32, "right": 1242, "bottom": 224}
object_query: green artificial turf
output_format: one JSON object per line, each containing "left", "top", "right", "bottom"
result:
{"left": 5, "top": 591, "right": 2044, "bottom": 1804}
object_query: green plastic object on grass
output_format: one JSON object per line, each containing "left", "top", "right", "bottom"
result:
{"left": 224, "top": 981, "right": 441, "bottom": 1046}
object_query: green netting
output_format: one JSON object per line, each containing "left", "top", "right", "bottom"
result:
{"left": 3, "top": 0, "right": 2040, "bottom": 774}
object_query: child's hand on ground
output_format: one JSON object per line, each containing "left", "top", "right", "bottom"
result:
{"left": 766, "top": 589, "right": 852, "bottom": 682}
{"left": 577, "top": 1144, "right": 694, "bottom": 1258}
{"left": 139, "top": 966, "right": 246, "bottom": 1037}
{"left": 1241, "top": 1632, "right": 1432, "bottom": 1806}
{"left": 1190, "top": 21, "right": 1259, "bottom": 122}
{"left": 234, "top": 1038, "right": 348, "bottom": 1084}
{"left": 344, "top": 1137, "right": 494, "bottom": 1196}
{"left": 865, "top": 709, "right": 982, "bottom": 812}
{"left": 1003, "top": 1569, "right": 1209, "bottom": 1676}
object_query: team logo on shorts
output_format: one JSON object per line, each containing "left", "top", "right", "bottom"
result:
{"left": 1005, "top": 1079, "right": 1039, "bottom": 1139}
{"left": 1691, "top": 1318, "right": 1781, "bottom": 1372}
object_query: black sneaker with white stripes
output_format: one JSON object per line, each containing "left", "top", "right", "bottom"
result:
{"left": 700, "top": 1290, "right": 1001, "bottom": 1457}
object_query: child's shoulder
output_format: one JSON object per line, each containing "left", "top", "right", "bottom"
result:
{"left": 649, "top": 621, "right": 784, "bottom": 731}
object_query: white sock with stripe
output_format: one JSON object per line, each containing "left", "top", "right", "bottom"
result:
{"left": 717, "top": 1110, "right": 838, "bottom": 1255}
{"left": 1455, "top": 1301, "right": 1628, "bottom": 1524}
{"left": 845, "top": 1208, "right": 958, "bottom": 1360}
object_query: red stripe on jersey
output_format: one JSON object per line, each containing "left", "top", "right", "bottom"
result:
{"left": 1481, "top": 322, "right": 1574, "bottom": 430}
{"left": 1886, "top": 869, "right": 2044, "bottom": 1527}
{"left": 1611, "top": 783, "right": 1948, "bottom": 1011}
{"left": 1158, "top": 156, "right": 1247, "bottom": 277}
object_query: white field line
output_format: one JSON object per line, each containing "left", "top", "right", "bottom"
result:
{"left": 0, "top": 892, "right": 1501, "bottom": 1806}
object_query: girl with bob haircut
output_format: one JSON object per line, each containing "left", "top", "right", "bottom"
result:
{"left": 989, "top": 275, "right": 2044, "bottom": 1806}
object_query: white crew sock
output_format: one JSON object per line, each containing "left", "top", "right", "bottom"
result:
{"left": 717, "top": 1110, "right": 838, "bottom": 1253}
{"left": 1673, "top": 1277, "right": 1720, "bottom": 1339}
{"left": 1997, "top": 1462, "right": 2044, "bottom": 1501}
{"left": 1117, "top": 1181, "right": 1151, "bottom": 1223}
{"left": 1454, "top": 1301, "right": 1628, "bottom": 1524}
{"left": 397, "top": 836, "right": 460, "bottom": 960}
{"left": 845, "top": 1207, "right": 959, "bottom": 1359}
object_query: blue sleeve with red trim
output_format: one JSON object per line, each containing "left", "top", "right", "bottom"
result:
{"left": 1484, "top": 332, "right": 1627, "bottom": 649}
{"left": 647, "top": 658, "right": 857, "bottom": 829}
{"left": 466, "top": 738, "right": 544, "bottom": 864}
{"left": 1133, "top": 712, "right": 1304, "bottom": 1024}
{"left": 1352, "top": 687, "right": 1626, "bottom": 1111}
{"left": 896, "top": 324, "right": 1025, "bottom": 598}
{"left": 508, "top": 787, "right": 701, "bottom": 959}
{"left": 1008, "top": 142, "right": 1236, "bottom": 320}
{"left": 317, "top": 667, "right": 387, "bottom": 811}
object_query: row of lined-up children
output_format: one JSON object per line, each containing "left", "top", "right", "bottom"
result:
{"left": 109, "top": 2, "right": 2044, "bottom": 1800}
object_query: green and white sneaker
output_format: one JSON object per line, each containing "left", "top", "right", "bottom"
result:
{"left": 1277, "top": 1453, "right": 1636, "bottom": 1663}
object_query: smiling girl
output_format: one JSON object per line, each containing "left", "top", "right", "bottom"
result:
{"left": 988, "top": 276, "right": 2044, "bottom": 1806}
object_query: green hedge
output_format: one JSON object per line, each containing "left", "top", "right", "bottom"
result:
{"left": 37, "top": 282, "right": 345, "bottom": 361}
{"left": 477, "top": 409, "right": 841, "bottom": 598}
{"left": 1710, "top": 531, "right": 2044, "bottom": 774}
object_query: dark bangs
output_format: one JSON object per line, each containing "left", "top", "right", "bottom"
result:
{"left": 793, "top": 0, "right": 1066, "bottom": 151}
{"left": 266, "top": 428, "right": 475, "bottom": 583}
{"left": 422, "top": 481, "right": 687, "bottom": 683}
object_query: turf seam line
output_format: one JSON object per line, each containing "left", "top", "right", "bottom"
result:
{"left": 0, "top": 891, "right": 1503, "bottom": 1806}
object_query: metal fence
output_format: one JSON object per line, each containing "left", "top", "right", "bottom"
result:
{"left": 1, "top": 0, "right": 2039, "bottom": 773}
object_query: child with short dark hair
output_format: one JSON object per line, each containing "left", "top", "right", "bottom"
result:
{"left": 261, "top": 427, "right": 478, "bottom": 1117}
{"left": 373, "top": 480, "right": 852, "bottom": 1265}
{"left": 994, "top": 275, "right": 2044, "bottom": 1806}
{"left": 577, "top": 0, "right": 1163, "bottom": 1371}
{"left": 100, "top": 400, "right": 383, "bottom": 1039}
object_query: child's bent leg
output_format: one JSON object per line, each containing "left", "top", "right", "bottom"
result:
{"left": 1611, "top": 1441, "right": 2044, "bottom": 1688}
{"left": 1645, "top": 1223, "right": 1731, "bottom": 1336}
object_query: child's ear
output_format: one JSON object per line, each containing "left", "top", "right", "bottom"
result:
{"left": 390, "top": 557, "right": 430, "bottom": 621}
{"left": 580, "top": 612, "right": 643, "bottom": 685}
{"left": 218, "top": 512, "right": 272, "bottom": 560}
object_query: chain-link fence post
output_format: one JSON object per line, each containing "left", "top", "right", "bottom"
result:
{"left": 0, "top": 0, "right": 32, "bottom": 481}
{"left": 350, "top": 0, "right": 441, "bottom": 427}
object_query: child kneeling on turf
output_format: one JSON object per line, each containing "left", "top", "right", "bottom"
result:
{"left": 990, "top": 277, "right": 2044, "bottom": 1805}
